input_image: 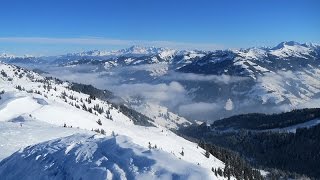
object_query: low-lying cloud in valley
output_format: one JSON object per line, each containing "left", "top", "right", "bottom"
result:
{"left": 113, "top": 81, "right": 189, "bottom": 108}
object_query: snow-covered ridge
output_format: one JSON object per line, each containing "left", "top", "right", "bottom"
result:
{"left": 1, "top": 41, "right": 319, "bottom": 61}
{"left": 2, "top": 41, "right": 319, "bottom": 74}
{"left": 66, "top": 45, "right": 178, "bottom": 58}
{"left": 59, "top": 41, "right": 320, "bottom": 76}
{"left": 0, "top": 134, "right": 213, "bottom": 180}
{"left": 0, "top": 53, "right": 37, "bottom": 59}
{"left": 0, "top": 41, "right": 320, "bottom": 59}
{"left": 234, "top": 41, "right": 319, "bottom": 60}
{"left": 269, "top": 41, "right": 317, "bottom": 59}
{"left": 0, "top": 53, "right": 16, "bottom": 59}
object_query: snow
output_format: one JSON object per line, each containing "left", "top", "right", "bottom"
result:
{"left": 0, "top": 53, "right": 16, "bottom": 59}
{"left": 233, "top": 58, "right": 257, "bottom": 79}
{"left": 69, "top": 46, "right": 176, "bottom": 58}
{"left": 0, "top": 117, "right": 90, "bottom": 161}
{"left": 262, "top": 118, "right": 320, "bottom": 133}
{"left": 158, "top": 49, "right": 177, "bottom": 60}
{"left": 247, "top": 67, "right": 320, "bottom": 106}
{"left": 0, "top": 95, "right": 42, "bottom": 121}
{"left": 0, "top": 134, "right": 213, "bottom": 180}
{"left": 258, "top": 169, "right": 269, "bottom": 177}
{"left": 235, "top": 48, "right": 267, "bottom": 60}
{"left": 183, "top": 51, "right": 205, "bottom": 61}
{"left": 270, "top": 41, "right": 313, "bottom": 59}
{"left": 124, "top": 58, "right": 135, "bottom": 64}
{"left": 131, "top": 102, "right": 192, "bottom": 129}
{"left": 104, "top": 61, "right": 118, "bottom": 69}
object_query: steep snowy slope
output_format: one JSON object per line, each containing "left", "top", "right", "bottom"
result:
{"left": 0, "top": 62, "right": 227, "bottom": 179}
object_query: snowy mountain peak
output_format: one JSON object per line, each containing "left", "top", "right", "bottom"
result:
{"left": 0, "top": 53, "right": 16, "bottom": 59}
{"left": 269, "top": 41, "right": 316, "bottom": 58}
{"left": 272, "top": 41, "right": 302, "bottom": 49}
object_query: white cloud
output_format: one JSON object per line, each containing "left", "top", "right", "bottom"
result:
{"left": 224, "top": 98, "right": 234, "bottom": 111}
{"left": 113, "top": 81, "right": 188, "bottom": 107}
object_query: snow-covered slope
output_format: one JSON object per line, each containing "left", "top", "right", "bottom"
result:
{"left": 0, "top": 134, "right": 212, "bottom": 180}
{"left": 0, "top": 62, "right": 227, "bottom": 179}
{"left": 0, "top": 116, "right": 91, "bottom": 161}
{"left": 270, "top": 41, "right": 317, "bottom": 58}
{"left": 178, "top": 42, "right": 320, "bottom": 111}
{"left": 130, "top": 101, "right": 192, "bottom": 129}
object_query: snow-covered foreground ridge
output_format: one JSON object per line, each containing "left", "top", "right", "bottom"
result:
{"left": 0, "top": 62, "right": 225, "bottom": 179}
{"left": 0, "top": 134, "right": 212, "bottom": 180}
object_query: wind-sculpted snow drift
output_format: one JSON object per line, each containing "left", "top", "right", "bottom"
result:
{"left": 0, "top": 134, "right": 211, "bottom": 180}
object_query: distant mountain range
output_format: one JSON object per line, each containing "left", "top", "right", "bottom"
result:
{"left": 2, "top": 41, "right": 319, "bottom": 68}
{"left": 1, "top": 41, "right": 320, "bottom": 121}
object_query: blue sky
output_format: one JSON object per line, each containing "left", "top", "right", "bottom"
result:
{"left": 0, "top": 0, "right": 319, "bottom": 55}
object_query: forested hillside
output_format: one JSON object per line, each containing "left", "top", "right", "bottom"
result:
{"left": 180, "top": 109, "right": 320, "bottom": 179}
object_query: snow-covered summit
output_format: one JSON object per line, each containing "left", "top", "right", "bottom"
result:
{"left": 271, "top": 41, "right": 302, "bottom": 50}
{"left": 269, "top": 41, "right": 317, "bottom": 58}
